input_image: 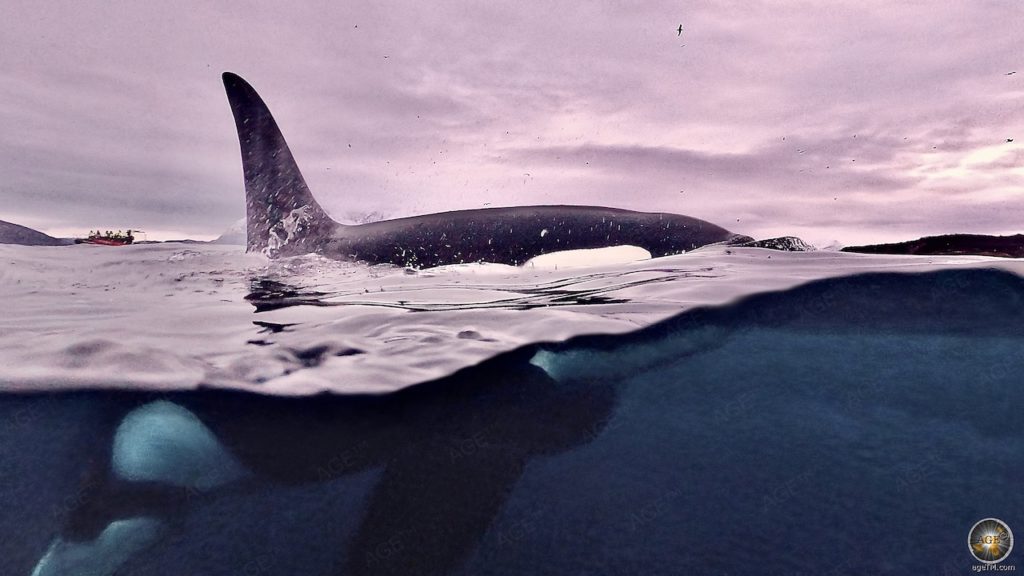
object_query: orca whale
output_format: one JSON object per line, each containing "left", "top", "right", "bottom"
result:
{"left": 24, "top": 351, "right": 616, "bottom": 576}
{"left": 222, "top": 72, "right": 752, "bottom": 268}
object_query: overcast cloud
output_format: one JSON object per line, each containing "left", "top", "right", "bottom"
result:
{"left": 1, "top": 0, "right": 1021, "bottom": 244}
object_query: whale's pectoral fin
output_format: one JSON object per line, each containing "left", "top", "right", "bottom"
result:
{"left": 346, "top": 449, "right": 526, "bottom": 576}
{"left": 222, "top": 72, "right": 337, "bottom": 258}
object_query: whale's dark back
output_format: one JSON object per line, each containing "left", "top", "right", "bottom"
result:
{"left": 329, "top": 205, "right": 747, "bottom": 268}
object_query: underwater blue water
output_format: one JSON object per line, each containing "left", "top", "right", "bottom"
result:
{"left": 2, "top": 268, "right": 1022, "bottom": 575}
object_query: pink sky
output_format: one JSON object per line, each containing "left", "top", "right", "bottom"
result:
{"left": 1, "top": 0, "right": 1021, "bottom": 245}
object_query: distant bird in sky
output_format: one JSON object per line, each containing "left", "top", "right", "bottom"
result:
{"left": 677, "top": 24, "right": 683, "bottom": 36}
{"left": 1006, "top": 71, "right": 1016, "bottom": 76}
{"left": 1008, "top": 138, "right": 1015, "bottom": 143}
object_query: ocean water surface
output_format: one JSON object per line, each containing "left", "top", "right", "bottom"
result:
{"left": 1, "top": 243, "right": 1021, "bottom": 575}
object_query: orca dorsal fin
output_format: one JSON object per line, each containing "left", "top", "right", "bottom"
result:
{"left": 222, "top": 72, "right": 337, "bottom": 257}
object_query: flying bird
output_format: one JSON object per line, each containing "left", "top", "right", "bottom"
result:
{"left": 677, "top": 24, "right": 683, "bottom": 36}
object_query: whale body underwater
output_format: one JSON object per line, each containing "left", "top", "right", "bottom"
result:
{"left": 222, "top": 72, "right": 752, "bottom": 268}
